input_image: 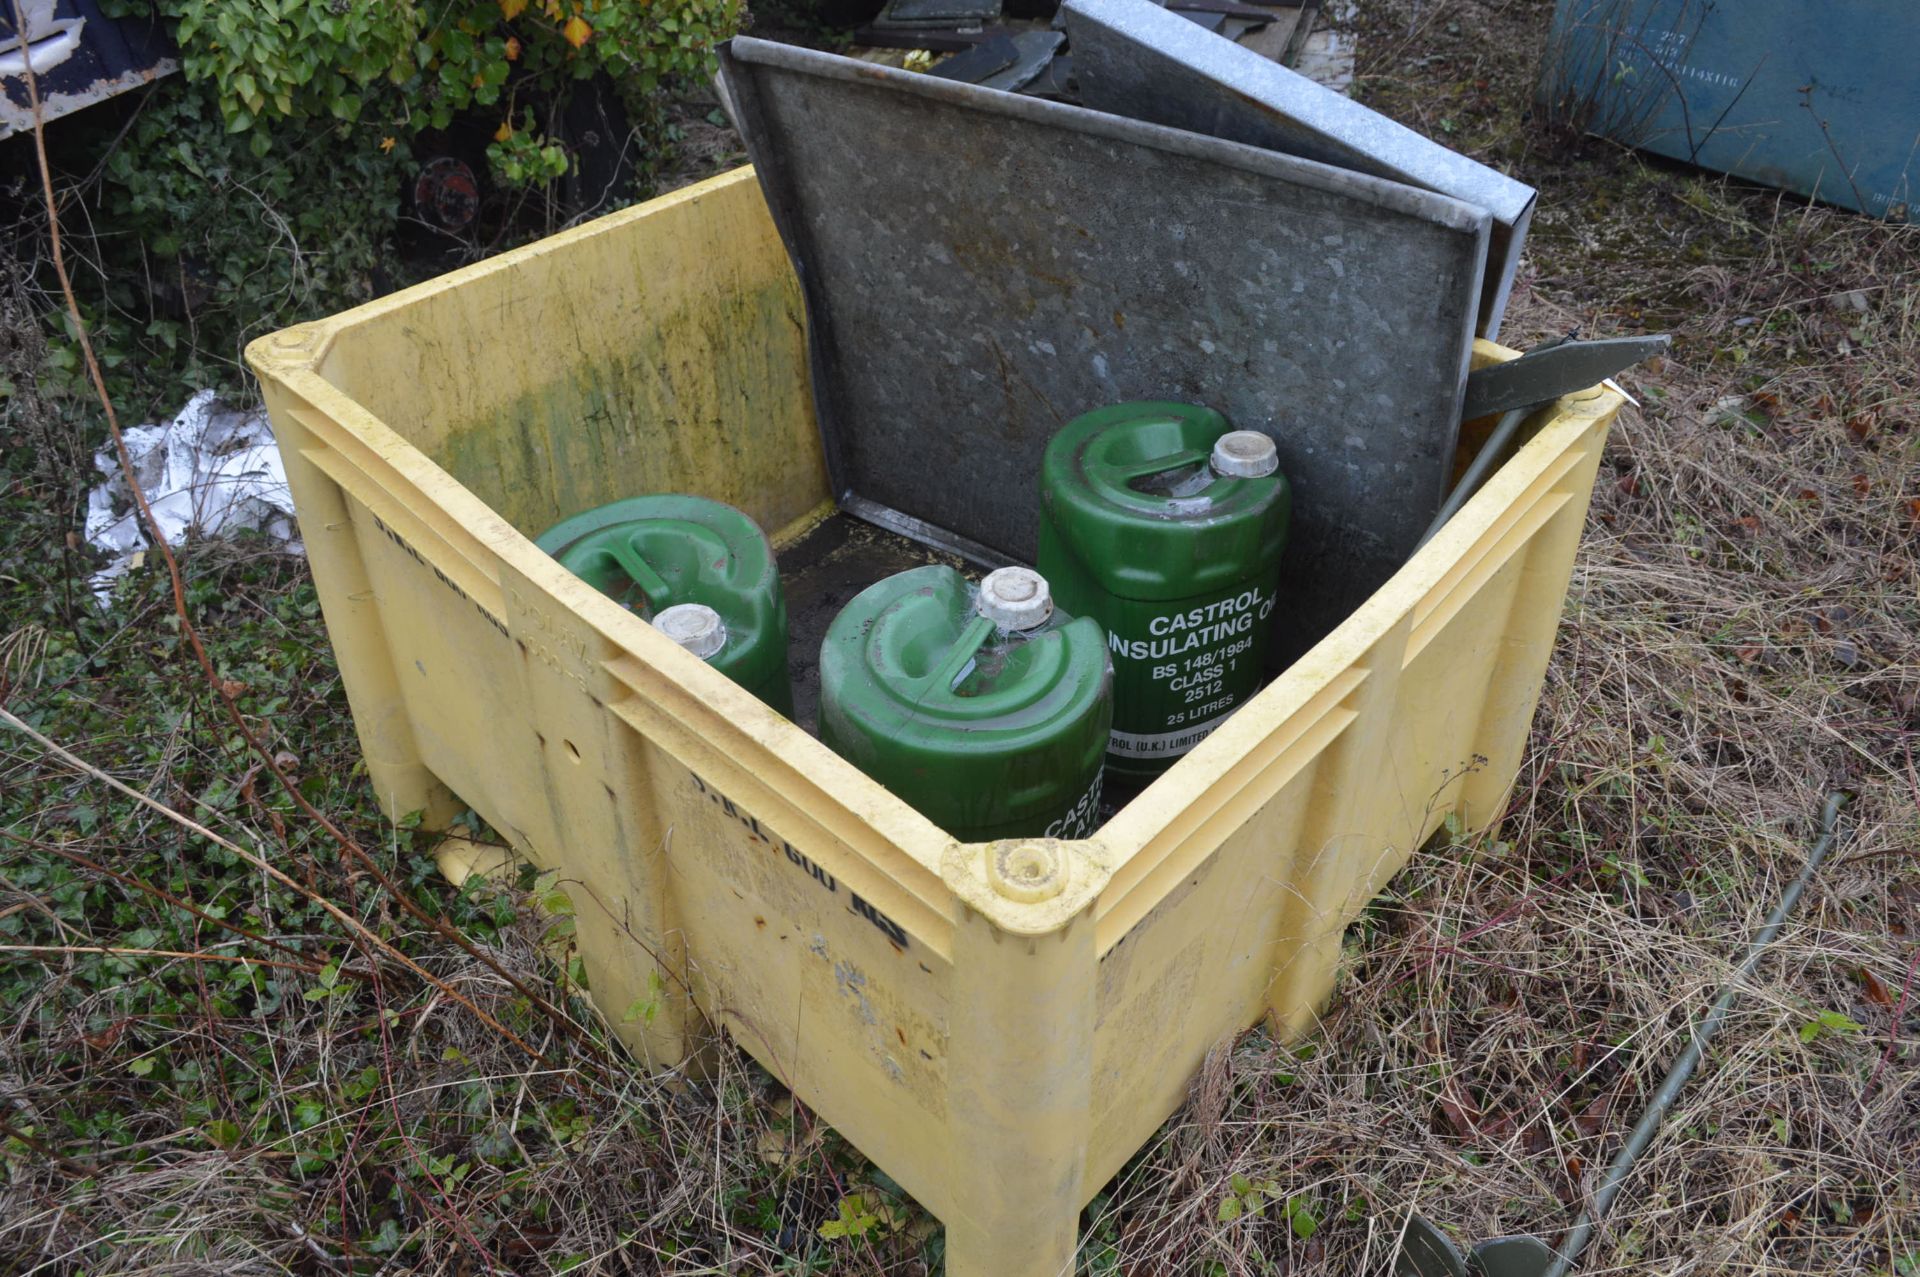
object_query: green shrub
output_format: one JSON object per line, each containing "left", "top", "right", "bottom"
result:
{"left": 70, "top": 0, "right": 743, "bottom": 399}
{"left": 109, "top": 0, "right": 743, "bottom": 178}
{"left": 91, "top": 88, "right": 408, "bottom": 398}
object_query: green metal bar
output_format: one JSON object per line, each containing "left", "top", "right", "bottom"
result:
{"left": 1415, "top": 404, "right": 1537, "bottom": 550}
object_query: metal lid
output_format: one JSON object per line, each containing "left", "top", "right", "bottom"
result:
{"left": 1210, "top": 430, "right": 1279, "bottom": 478}
{"left": 977, "top": 566, "right": 1053, "bottom": 631}
{"left": 653, "top": 603, "right": 727, "bottom": 659}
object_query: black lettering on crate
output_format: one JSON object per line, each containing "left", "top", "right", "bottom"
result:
{"left": 851, "top": 892, "right": 909, "bottom": 948}
{"left": 689, "top": 770, "right": 910, "bottom": 953}
{"left": 369, "top": 512, "right": 509, "bottom": 636}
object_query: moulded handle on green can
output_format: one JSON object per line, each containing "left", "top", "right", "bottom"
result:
{"left": 535, "top": 494, "right": 793, "bottom": 718}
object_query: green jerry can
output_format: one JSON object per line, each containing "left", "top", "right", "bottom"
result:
{"left": 536, "top": 494, "right": 794, "bottom": 717}
{"left": 1037, "top": 403, "right": 1290, "bottom": 787}
{"left": 818, "top": 564, "right": 1112, "bottom": 843}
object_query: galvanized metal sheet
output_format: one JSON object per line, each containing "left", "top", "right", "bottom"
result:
{"left": 978, "top": 30, "right": 1064, "bottom": 93}
{"left": 1063, "top": 0, "right": 1535, "bottom": 338}
{"left": 1542, "top": 0, "right": 1917, "bottom": 222}
{"left": 928, "top": 34, "right": 1019, "bottom": 84}
{"left": 719, "top": 37, "right": 1490, "bottom": 660}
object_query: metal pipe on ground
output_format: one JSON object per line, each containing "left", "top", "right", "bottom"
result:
{"left": 1396, "top": 792, "right": 1850, "bottom": 1277}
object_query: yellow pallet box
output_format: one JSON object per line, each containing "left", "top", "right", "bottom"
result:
{"left": 247, "top": 166, "right": 1621, "bottom": 1277}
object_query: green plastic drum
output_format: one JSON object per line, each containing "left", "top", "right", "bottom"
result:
{"left": 536, "top": 495, "right": 793, "bottom": 717}
{"left": 818, "top": 564, "right": 1111, "bottom": 844}
{"left": 1037, "top": 403, "right": 1290, "bottom": 786}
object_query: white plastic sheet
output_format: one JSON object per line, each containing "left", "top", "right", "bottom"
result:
{"left": 82, "top": 390, "right": 302, "bottom": 602}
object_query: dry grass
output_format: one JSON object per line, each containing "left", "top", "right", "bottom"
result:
{"left": 3, "top": 0, "right": 1917, "bottom": 1272}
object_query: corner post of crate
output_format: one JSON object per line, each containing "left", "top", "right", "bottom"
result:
{"left": 1263, "top": 612, "right": 1415, "bottom": 1039}
{"left": 1460, "top": 395, "right": 1616, "bottom": 831}
{"left": 248, "top": 331, "right": 459, "bottom": 827}
{"left": 939, "top": 837, "right": 1109, "bottom": 1277}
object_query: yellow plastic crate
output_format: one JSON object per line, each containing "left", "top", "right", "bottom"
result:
{"left": 247, "top": 166, "right": 1621, "bottom": 1277}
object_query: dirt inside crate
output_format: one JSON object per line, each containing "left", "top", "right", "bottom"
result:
{"left": 776, "top": 512, "right": 967, "bottom": 734}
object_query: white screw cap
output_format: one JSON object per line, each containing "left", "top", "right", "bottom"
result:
{"left": 653, "top": 603, "right": 727, "bottom": 659}
{"left": 1210, "top": 430, "right": 1279, "bottom": 478}
{"left": 977, "top": 566, "right": 1053, "bottom": 631}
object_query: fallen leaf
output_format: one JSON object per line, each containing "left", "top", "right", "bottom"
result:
{"left": 219, "top": 679, "right": 246, "bottom": 699}
{"left": 1857, "top": 967, "right": 1893, "bottom": 1005}
{"left": 755, "top": 1126, "right": 798, "bottom": 1167}
{"left": 1795, "top": 487, "right": 1820, "bottom": 504}
{"left": 1437, "top": 1079, "right": 1481, "bottom": 1140}
{"left": 1574, "top": 1087, "right": 1613, "bottom": 1136}
{"left": 83, "top": 1018, "right": 129, "bottom": 1051}
{"left": 1730, "top": 515, "right": 1763, "bottom": 537}
{"left": 1712, "top": 394, "right": 1750, "bottom": 424}
{"left": 1847, "top": 413, "right": 1877, "bottom": 441}
{"left": 1906, "top": 498, "right": 1920, "bottom": 523}
{"left": 1615, "top": 472, "right": 1640, "bottom": 497}
{"left": 1852, "top": 473, "right": 1872, "bottom": 497}
{"left": 498, "top": 1225, "right": 561, "bottom": 1261}
{"left": 1735, "top": 644, "right": 1763, "bottom": 664}
{"left": 1833, "top": 639, "right": 1860, "bottom": 669}
{"left": 1559, "top": 1155, "right": 1583, "bottom": 1204}
{"left": 237, "top": 761, "right": 262, "bottom": 807}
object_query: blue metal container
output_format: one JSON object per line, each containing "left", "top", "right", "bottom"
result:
{"left": 1541, "top": 0, "right": 1917, "bottom": 222}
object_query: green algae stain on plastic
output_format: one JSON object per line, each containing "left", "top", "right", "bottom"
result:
{"left": 818, "top": 565, "right": 1112, "bottom": 844}
{"left": 1037, "top": 403, "right": 1290, "bottom": 786}
{"left": 537, "top": 494, "right": 794, "bottom": 717}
